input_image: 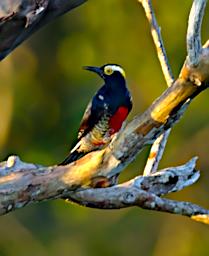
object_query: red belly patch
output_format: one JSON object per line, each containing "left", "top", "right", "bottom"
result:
{"left": 109, "top": 106, "right": 129, "bottom": 135}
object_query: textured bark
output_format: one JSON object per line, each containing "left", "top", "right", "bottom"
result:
{"left": 0, "top": 156, "right": 201, "bottom": 214}
{"left": 0, "top": 0, "right": 86, "bottom": 60}
{"left": 0, "top": 0, "right": 209, "bottom": 225}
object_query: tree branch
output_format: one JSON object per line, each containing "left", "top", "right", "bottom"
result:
{"left": 0, "top": 156, "right": 202, "bottom": 215}
{"left": 0, "top": 0, "right": 208, "bottom": 226}
{"left": 187, "top": 0, "right": 207, "bottom": 67}
{"left": 2, "top": 155, "right": 208, "bottom": 224}
{"left": 0, "top": 0, "right": 87, "bottom": 60}
{"left": 143, "top": 0, "right": 208, "bottom": 175}
{"left": 138, "top": 0, "right": 174, "bottom": 86}
{"left": 70, "top": 188, "right": 209, "bottom": 225}
{"left": 1, "top": 38, "right": 209, "bottom": 217}
{"left": 143, "top": 130, "right": 171, "bottom": 175}
{"left": 0, "top": 74, "right": 207, "bottom": 218}
{"left": 139, "top": 0, "right": 175, "bottom": 175}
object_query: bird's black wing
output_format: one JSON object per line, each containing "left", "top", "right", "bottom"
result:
{"left": 59, "top": 86, "right": 107, "bottom": 165}
{"left": 77, "top": 86, "right": 107, "bottom": 140}
{"left": 77, "top": 100, "right": 93, "bottom": 140}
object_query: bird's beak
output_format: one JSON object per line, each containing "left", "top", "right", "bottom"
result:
{"left": 83, "top": 66, "right": 104, "bottom": 77}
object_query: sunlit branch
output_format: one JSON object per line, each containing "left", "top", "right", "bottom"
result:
{"left": 0, "top": 0, "right": 208, "bottom": 226}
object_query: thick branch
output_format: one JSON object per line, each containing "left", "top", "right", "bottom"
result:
{"left": 1, "top": 155, "right": 209, "bottom": 225}
{"left": 0, "top": 156, "right": 201, "bottom": 215}
{"left": 0, "top": 48, "right": 208, "bottom": 216}
{"left": 142, "top": 0, "right": 208, "bottom": 175}
{"left": 0, "top": 0, "right": 86, "bottom": 60}
{"left": 0, "top": 0, "right": 208, "bottom": 226}
{"left": 101, "top": 78, "right": 206, "bottom": 179}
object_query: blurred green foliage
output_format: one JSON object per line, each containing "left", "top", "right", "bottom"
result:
{"left": 0, "top": 0, "right": 209, "bottom": 255}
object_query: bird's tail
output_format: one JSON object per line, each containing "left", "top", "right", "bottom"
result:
{"left": 59, "top": 150, "right": 85, "bottom": 165}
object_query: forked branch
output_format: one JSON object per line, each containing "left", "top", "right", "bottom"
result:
{"left": 0, "top": 0, "right": 209, "bottom": 225}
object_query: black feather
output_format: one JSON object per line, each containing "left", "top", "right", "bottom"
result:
{"left": 59, "top": 64, "right": 132, "bottom": 166}
{"left": 59, "top": 150, "right": 85, "bottom": 165}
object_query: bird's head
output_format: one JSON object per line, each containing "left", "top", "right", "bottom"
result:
{"left": 83, "top": 64, "right": 126, "bottom": 83}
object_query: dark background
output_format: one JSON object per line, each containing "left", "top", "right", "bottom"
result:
{"left": 0, "top": 0, "right": 209, "bottom": 255}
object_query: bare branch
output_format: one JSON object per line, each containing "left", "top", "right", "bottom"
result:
{"left": 122, "top": 157, "right": 200, "bottom": 196}
{"left": 0, "top": 0, "right": 208, "bottom": 226}
{"left": 0, "top": 0, "right": 87, "bottom": 60}
{"left": 102, "top": 80, "right": 205, "bottom": 179}
{"left": 187, "top": 0, "right": 207, "bottom": 67}
{"left": 0, "top": 23, "right": 208, "bottom": 222}
{"left": 71, "top": 189, "right": 209, "bottom": 225}
{"left": 64, "top": 158, "right": 206, "bottom": 225}
{"left": 139, "top": 0, "right": 174, "bottom": 85}
{"left": 142, "top": 0, "right": 208, "bottom": 174}
{"left": 139, "top": 0, "right": 174, "bottom": 175}
{"left": 0, "top": 155, "right": 205, "bottom": 224}
{"left": 144, "top": 130, "right": 171, "bottom": 175}
{"left": 1, "top": 58, "right": 207, "bottom": 216}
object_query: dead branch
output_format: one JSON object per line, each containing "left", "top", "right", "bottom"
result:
{"left": 138, "top": 0, "right": 174, "bottom": 85}
{"left": 187, "top": 0, "right": 207, "bottom": 67}
{"left": 69, "top": 185, "right": 209, "bottom": 226}
{"left": 1, "top": 155, "right": 208, "bottom": 224}
{"left": 0, "top": 0, "right": 208, "bottom": 226}
{"left": 0, "top": 156, "right": 200, "bottom": 211}
{"left": 144, "top": 130, "right": 171, "bottom": 175}
{"left": 139, "top": 0, "right": 174, "bottom": 175}
{"left": 0, "top": 0, "right": 86, "bottom": 60}
{"left": 141, "top": 0, "right": 207, "bottom": 175}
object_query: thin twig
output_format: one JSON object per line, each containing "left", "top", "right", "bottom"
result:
{"left": 139, "top": 0, "right": 174, "bottom": 85}
{"left": 143, "top": 130, "right": 171, "bottom": 175}
{"left": 139, "top": 0, "right": 174, "bottom": 175}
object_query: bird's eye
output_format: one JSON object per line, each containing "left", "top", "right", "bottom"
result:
{"left": 104, "top": 67, "right": 113, "bottom": 76}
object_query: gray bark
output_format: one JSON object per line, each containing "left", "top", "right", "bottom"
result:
{"left": 0, "top": 0, "right": 86, "bottom": 60}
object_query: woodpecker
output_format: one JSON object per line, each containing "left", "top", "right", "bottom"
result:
{"left": 59, "top": 64, "right": 132, "bottom": 165}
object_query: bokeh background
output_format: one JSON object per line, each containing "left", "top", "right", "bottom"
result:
{"left": 0, "top": 0, "right": 209, "bottom": 255}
